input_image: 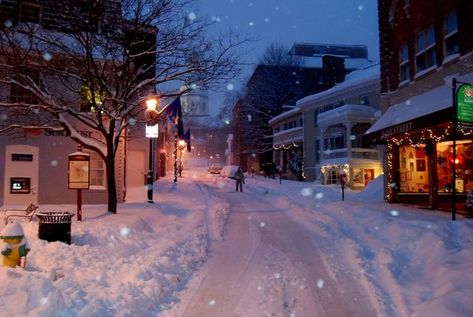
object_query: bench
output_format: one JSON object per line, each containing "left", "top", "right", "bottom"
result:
{"left": 3, "top": 203, "right": 39, "bottom": 225}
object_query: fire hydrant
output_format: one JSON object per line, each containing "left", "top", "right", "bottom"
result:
{"left": 0, "top": 222, "right": 30, "bottom": 268}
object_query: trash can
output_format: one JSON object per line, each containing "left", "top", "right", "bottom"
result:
{"left": 37, "top": 212, "right": 74, "bottom": 244}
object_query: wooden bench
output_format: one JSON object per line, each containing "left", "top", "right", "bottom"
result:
{"left": 3, "top": 203, "right": 39, "bottom": 225}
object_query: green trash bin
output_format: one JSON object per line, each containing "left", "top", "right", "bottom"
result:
{"left": 37, "top": 212, "right": 74, "bottom": 244}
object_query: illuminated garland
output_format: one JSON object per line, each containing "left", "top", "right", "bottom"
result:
{"left": 386, "top": 142, "right": 395, "bottom": 202}
{"left": 273, "top": 141, "right": 301, "bottom": 151}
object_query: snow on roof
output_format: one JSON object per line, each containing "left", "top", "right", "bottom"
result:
{"left": 297, "top": 63, "right": 380, "bottom": 107}
{"left": 366, "top": 71, "right": 473, "bottom": 134}
{"left": 268, "top": 106, "right": 301, "bottom": 125}
{"left": 298, "top": 56, "right": 373, "bottom": 70}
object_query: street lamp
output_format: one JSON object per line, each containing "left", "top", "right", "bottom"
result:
{"left": 145, "top": 97, "right": 159, "bottom": 203}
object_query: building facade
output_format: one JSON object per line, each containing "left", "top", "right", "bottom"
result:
{"left": 268, "top": 107, "right": 304, "bottom": 180}
{"left": 0, "top": 0, "right": 165, "bottom": 206}
{"left": 298, "top": 64, "right": 382, "bottom": 185}
{"left": 365, "top": 0, "right": 473, "bottom": 211}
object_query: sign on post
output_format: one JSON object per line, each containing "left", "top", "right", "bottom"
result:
{"left": 68, "top": 152, "right": 90, "bottom": 189}
{"left": 68, "top": 149, "right": 90, "bottom": 221}
{"left": 457, "top": 84, "right": 473, "bottom": 129}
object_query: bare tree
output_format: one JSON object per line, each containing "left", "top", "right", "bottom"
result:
{"left": 0, "top": 0, "right": 245, "bottom": 213}
{"left": 236, "top": 42, "right": 303, "bottom": 156}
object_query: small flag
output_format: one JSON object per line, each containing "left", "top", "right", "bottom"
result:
{"left": 184, "top": 129, "right": 191, "bottom": 152}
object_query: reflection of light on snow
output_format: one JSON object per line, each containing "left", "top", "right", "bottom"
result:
{"left": 50, "top": 160, "right": 58, "bottom": 167}
{"left": 317, "top": 279, "right": 324, "bottom": 288}
{"left": 274, "top": 273, "right": 281, "bottom": 279}
{"left": 249, "top": 21, "right": 254, "bottom": 27}
{"left": 208, "top": 299, "right": 216, "bottom": 306}
{"left": 226, "top": 83, "right": 234, "bottom": 90}
{"left": 120, "top": 227, "right": 130, "bottom": 236}
{"left": 43, "top": 52, "right": 52, "bottom": 61}
{"left": 301, "top": 188, "right": 313, "bottom": 196}
{"left": 188, "top": 12, "right": 197, "bottom": 20}
{"left": 259, "top": 222, "right": 265, "bottom": 227}
{"left": 389, "top": 210, "right": 399, "bottom": 217}
{"left": 315, "top": 193, "right": 324, "bottom": 199}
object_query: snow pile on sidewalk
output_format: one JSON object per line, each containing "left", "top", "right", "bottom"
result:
{"left": 0, "top": 176, "right": 229, "bottom": 316}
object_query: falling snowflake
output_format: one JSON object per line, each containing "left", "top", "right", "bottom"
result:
{"left": 208, "top": 299, "right": 216, "bottom": 306}
{"left": 259, "top": 222, "right": 265, "bottom": 227}
{"left": 248, "top": 215, "right": 252, "bottom": 220}
{"left": 128, "top": 118, "right": 137, "bottom": 125}
{"left": 247, "top": 114, "right": 252, "bottom": 122}
{"left": 4, "top": 20, "right": 12, "bottom": 28}
{"left": 357, "top": 5, "right": 364, "bottom": 11}
{"left": 406, "top": 99, "right": 412, "bottom": 105}
{"left": 350, "top": 135, "right": 356, "bottom": 140}
{"left": 300, "top": 187, "right": 313, "bottom": 196}
{"left": 274, "top": 273, "right": 281, "bottom": 279}
{"left": 120, "top": 227, "right": 130, "bottom": 236}
{"left": 217, "top": 181, "right": 225, "bottom": 189}
{"left": 211, "top": 16, "right": 221, "bottom": 22}
{"left": 43, "top": 52, "right": 53, "bottom": 61}
{"left": 0, "top": 114, "right": 6, "bottom": 120}
{"left": 249, "top": 2, "right": 254, "bottom": 7}
{"left": 317, "top": 279, "right": 324, "bottom": 288}
{"left": 257, "top": 285, "right": 263, "bottom": 291}
{"left": 295, "top": 81, "right": 300, "bottom": 84}
{"left": 50, "top": 160, "right": 58, "bottom": 167}
{"left": 388, "top": 182, "right": 397, "bottom": 188}
{"left": 190, "top": 83, "right": 198, "bottom": 90}
{"left": 188, "top": 12, "right": 197, "bottom": 20}
{"left": 315, "top": 192, "right": 324, "bottom": 199}
{"left": 389, "top": 210, "right": 399, "bottom": 217}
{"left": 226, "top": 83, "right": 234, "bottom": 91}
{"left": 264, "top": 17, "right": 269, "bottom": 23}
{"left": 249, "top": 21, "right": 255, "bottom": 27}
{"left": 251, "top": 153, "right": 256, "bottom": 157}
{"left": 40, "top": 297, "right": 48, "bottom": 305}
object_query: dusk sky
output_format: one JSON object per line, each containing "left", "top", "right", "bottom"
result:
{"left": 192, "top": 0, "right": 380, "bottom": 112}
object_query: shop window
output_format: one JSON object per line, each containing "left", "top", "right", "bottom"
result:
{"left": 326, "top": 169, "right": 338, "bottom": 185}
{"left": 399, "top": 145, "right": 429, "bottom": 193}
{"left": 415, "top": 26, "right": 436, "bottom": 73}
{"left": 399, "top": 44, "right": 409, "bottom": 82}
{"left": 80, "top": 84, "right": 105, "bottom": 113}
{"left": 443, "top": 10, "right": 459, "bottom": 57}
{"left": 437, "top": 140, "right": 473, "bottom": 193}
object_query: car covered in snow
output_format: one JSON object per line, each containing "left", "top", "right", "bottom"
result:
{"left": 208, "top": 164, "right": 223, "bottom": 174}
{"left": 220, "top": 165, "right": 240, "bottom": 179}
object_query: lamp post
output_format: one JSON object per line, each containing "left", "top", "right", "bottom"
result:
{"left": 145, "top": 98, "right": 159, "bottom": 203}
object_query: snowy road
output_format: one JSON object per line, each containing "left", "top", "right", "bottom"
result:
{"left": 166, "top": 181, "right": 379, "bottom": 317}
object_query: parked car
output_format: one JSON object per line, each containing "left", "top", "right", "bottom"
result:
{"left": 220, "top": 165, "right": 240, "bottom": 179}
{"left": 208, "top": 164, "right": 223, "bottom": 174}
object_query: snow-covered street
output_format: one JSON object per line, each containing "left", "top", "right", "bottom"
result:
{"left": 0, "top": 169, "right": 472, "bottom": 316}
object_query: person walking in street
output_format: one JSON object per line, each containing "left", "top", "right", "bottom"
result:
{"left": 234, "top": 167, "right": 245, "bottom": 192}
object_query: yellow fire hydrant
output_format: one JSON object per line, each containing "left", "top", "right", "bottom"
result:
{"left": 0, "top": 222, "right": 30, "bottom": 268}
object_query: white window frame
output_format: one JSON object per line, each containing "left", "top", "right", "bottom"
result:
{"left": 84, "top": 150, "right": 106, "bottom": 189}
{"left": 415, "top": 25, "right": 436, "bottom": 73}
{"left": 443, "top": 9, "right": 459, "bottom": 58}
{"left": 399, "top": 44, "right": 409, "bottom": 83}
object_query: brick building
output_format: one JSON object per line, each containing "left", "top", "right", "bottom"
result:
{"left": 365, "top": 0, "right": 473, "bottom": 212}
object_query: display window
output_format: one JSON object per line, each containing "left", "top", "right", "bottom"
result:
{"left": 399, "top": 145, "right": 429, "bottom": 193}
{"left": 437, "top": 140, "right": 473, "bottom": 193}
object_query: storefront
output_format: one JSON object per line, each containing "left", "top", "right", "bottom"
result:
{"left": 364, "top": 77, "right": 473, "bottom": 210}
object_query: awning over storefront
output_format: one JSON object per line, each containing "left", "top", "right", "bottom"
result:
{"left": 363, "top": 72, "right": 473, "bottom": 145}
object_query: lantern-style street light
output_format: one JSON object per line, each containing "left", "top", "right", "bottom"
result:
{"left": 145, "top": 97, "right": 159, "bottom": 203}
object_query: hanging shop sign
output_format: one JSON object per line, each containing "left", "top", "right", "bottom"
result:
{"left": 457, "top": 84, "right": 473, "bottom": 128}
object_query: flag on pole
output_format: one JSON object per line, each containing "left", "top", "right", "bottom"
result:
{"left": 164, "top": 97, "right": 184, "bottom": 138}
{"left": 184, "top": 129, "right": 191, "bottom": 152}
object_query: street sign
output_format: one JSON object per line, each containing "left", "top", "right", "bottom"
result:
{"left": 457, "top": 84, "right": 473, "bottom": 128}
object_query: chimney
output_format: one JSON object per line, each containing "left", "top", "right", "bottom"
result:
{"left": 322, "top": 55, "right": 345, "bottom": 88}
